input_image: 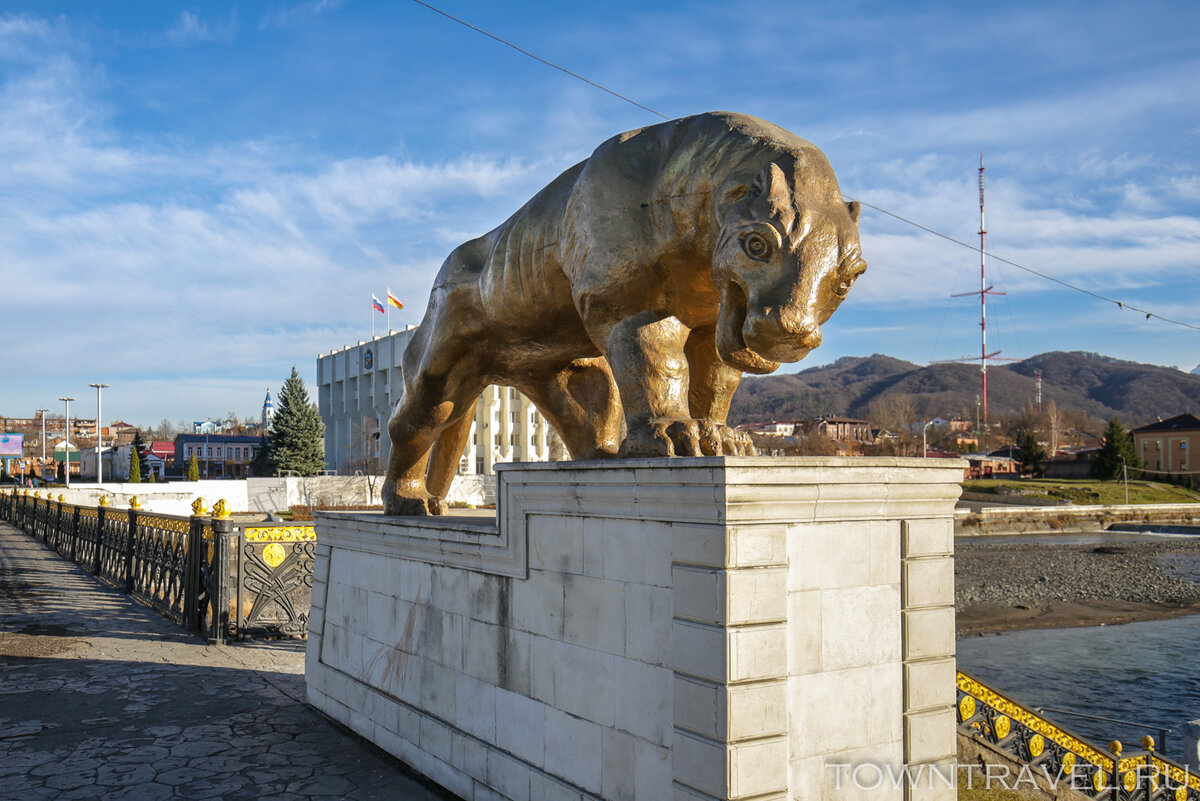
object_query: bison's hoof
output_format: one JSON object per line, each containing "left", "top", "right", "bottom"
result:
{"left": 622, "top": 418, "right": 703, "bottom": 457}
{"left": 384, "top": 496, "right": 436, "bottom": 516}
{"left": 698, "top": 421, "right": 757, "bottom": 456}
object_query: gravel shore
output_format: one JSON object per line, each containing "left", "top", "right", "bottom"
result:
{"left": 955, "top": 536, "right": 1200, "bottom": 635}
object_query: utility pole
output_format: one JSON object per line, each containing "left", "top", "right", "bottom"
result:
{"left": 35, "top": 408, "right": 49, "bottom": 482}
{"left": 89, "top": 383, "right": 109, "bottom": 484}
{"left": 950, "top": 155, "right": 1010, "bottom": 425}
{"left": 58, "top": 396, "right": 75, "bottom": 487}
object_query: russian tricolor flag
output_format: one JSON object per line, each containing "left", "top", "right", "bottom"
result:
{"left": 372, "top": 294, "right": 385, "bottom": 314}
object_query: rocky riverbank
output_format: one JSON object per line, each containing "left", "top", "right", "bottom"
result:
{"left": 956, "top": 536, "right": 1200, "bottom": 635}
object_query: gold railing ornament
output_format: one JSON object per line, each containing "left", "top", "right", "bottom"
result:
{"left": 191, "top": 498, "right": 207, "bottom": 516}
{"left": 1110, "top": 740, "right": 1123, "bottom": 756}
{"left": 33, "top": 491, "right": 40, "bottom": 499}
{"left": 212, "top": 499, "right": 231, "bottom": 519}
{"left": 58, "top": 494, "right": 66, "bottom": 503}
{"left": 1142, "top": 735, "right": 1156, "bottom": 751}
{"left": 98, "top": 495, "right": 110, "bottom": 507}
{"left": 130, "top": 495, "right": 142, "bottom": 510}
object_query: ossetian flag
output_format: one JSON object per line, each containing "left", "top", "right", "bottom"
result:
{"left": 387, "top": 289, "right": 404, "bottom": 310}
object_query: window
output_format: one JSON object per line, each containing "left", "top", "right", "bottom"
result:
{"left": 206, "top": 447, "right": 212, "bottom": 457}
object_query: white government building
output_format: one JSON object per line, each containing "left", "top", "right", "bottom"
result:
{"left": 317, "top": 327, "right": 565, "bottom": 477}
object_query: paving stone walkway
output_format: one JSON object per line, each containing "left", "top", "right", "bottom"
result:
{"left": 0, "top": 521, "right": 455, "bottom": 801}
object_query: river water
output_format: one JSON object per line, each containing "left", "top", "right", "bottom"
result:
{"left": 957, "top": 614, "right": 1200, "bottom": 765}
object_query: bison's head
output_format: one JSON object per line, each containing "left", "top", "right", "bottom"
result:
{"left": 712, "top": 160, "right": 866, "bottom": 374}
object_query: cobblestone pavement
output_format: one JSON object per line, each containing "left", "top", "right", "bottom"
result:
{"left": 0, "top": 522, "right": 455, "bottom": 801}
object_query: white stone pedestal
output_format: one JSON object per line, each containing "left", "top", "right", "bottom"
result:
{"left": 306, "top": 457, "right": 962, "bottom": 801}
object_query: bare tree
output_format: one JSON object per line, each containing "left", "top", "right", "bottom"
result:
{"left": 1046, "top": 399, "right": 1065, "bottom": 457}
{"left": 797, "top": 432, "right": 840, "bottom": 456}
{"left": 867, "top": 394, "right": 919, "bottom": 455}
{"left": 867, "top": 394, "right": 917, "bottom": 436}
{"left": 344, "top": 415, "right": 383, "bottom": 504}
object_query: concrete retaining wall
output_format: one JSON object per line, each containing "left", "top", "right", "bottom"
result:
{"left": 956, "top": 503, "right": 1200, "bottom": 535}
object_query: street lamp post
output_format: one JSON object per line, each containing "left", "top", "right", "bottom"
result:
{"left": 1119, "top": 455, "right": 1130, "bottom": 505}
{"left": 58, "top": 396, "right": 75, "bottom": 487}
{"left": 923, "top": 420, "right": 935, "bottom": 458}
{"left": 89, "top": 383, "right": 109, "bottom": 485}
{"left": 35, "top": 408, "right": 49, "bottom": 483}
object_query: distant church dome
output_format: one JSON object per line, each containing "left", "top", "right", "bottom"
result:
{"left": 262, "top": 387, "right": 274, "bottom": 425}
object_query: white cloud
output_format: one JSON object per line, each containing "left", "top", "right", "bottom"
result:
{"left": 259, "top": 0, "right": 344, "bottom": 30}
{"left": 165, "top": 10, "right": 237, "bottom": 46}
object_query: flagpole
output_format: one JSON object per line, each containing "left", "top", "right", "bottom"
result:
{"left": 387, "top": 287, "right": 392, "bottom": 333}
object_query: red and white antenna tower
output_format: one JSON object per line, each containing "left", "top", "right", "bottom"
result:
{"left": 948, "top": 154, "right": 1016, "bottom": 425}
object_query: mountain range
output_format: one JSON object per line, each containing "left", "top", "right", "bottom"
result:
{"left": 729, "top": 351, "right": 1200, "bottom": 430}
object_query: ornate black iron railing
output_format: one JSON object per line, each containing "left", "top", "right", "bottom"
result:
{"left": 0, "top": 489, "right": 314, "bottom": 643}
{"left": 958, "top": 670, "right": 1200, "bottom": 801}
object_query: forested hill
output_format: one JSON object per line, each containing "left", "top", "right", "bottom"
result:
{"left": 729, "top": 351, "right": 1200, "bottom": 429}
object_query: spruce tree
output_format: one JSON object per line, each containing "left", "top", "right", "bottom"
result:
{"left": 187, "top": 454, "right": 200, "bottom": 482}
{"left": 1016, "top": 428, "right": 1047, "bottom": 478}
{"left": 129, "top": 446, "right": 142, "bottom": 483}
{"left": 130, "top": 430, "right": 148, "bottom": 483}
{"left": 261, "top": 366, "right": 325, "bottom": 476}
{"left": 1093, "top": 418, "right": 1143, "bottom": 481}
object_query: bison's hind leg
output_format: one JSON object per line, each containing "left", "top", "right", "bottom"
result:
{"left": 424, "top": 404, "right": 479, "bottom": 514}
{"left": 519, "top": 358, "right": 622, "bottom": 460}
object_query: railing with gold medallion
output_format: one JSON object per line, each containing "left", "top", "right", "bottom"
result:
{"left": 0, "top": 489, "right": 315, "bottom": 642}
{"left": 958, "top": 670, "right": 1199, "bottom": 801}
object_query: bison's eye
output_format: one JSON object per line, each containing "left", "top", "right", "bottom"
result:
{"left": 741, "top": 232, "right": 773, "bottom": 261}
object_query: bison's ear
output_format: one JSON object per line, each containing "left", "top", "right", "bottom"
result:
{"left": 846, "top": 200, "right": 861, "bottom": 225}
{"left": 748, "top": 162, "right": 790, "bottom": 201}
{"left": 737, "top": 162, "right": 795, "bottom": 230}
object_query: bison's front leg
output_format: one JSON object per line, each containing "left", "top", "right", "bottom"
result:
{"left": 606, "top": 313, "right": 703, "bottom": 457}
{"left": 685, "top": 325, "right": 755, "bottom": 456}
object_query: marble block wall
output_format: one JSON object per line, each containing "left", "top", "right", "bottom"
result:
{"left": 307, "top": 457, "right": 962, "bottom": 801}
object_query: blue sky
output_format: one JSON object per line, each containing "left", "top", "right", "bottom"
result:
{"left": 2, "top": 1, "right": 1198, "bottom": 428}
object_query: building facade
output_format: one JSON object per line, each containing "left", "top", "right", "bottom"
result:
{"left": 814, "top": 415, "right": 874, "bottom": 444}
{"left": 174, "top": 434, "right": 264, "bottom": 479}
{"left": 316, "top": 328, "right": 563, "bottom": 476}
{"left": 1133, "top": 413, "right": 1199, "bottom": 479}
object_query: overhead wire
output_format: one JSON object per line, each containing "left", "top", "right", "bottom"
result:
{"left": 409, "top": 0, "right": 670, "bottom": 121}
{"left": 410, "top": 0, "right": 1200, "bottom": 335}
{"left": 854, "top": 201, "right": 1200, "bottom": 332}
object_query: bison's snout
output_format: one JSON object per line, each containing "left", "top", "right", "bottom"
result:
{"left": 778, "top": 307, "right": 823, "bottom": 349}
{"left": 743, "top": 307, "right": 822, "bottom": 362}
